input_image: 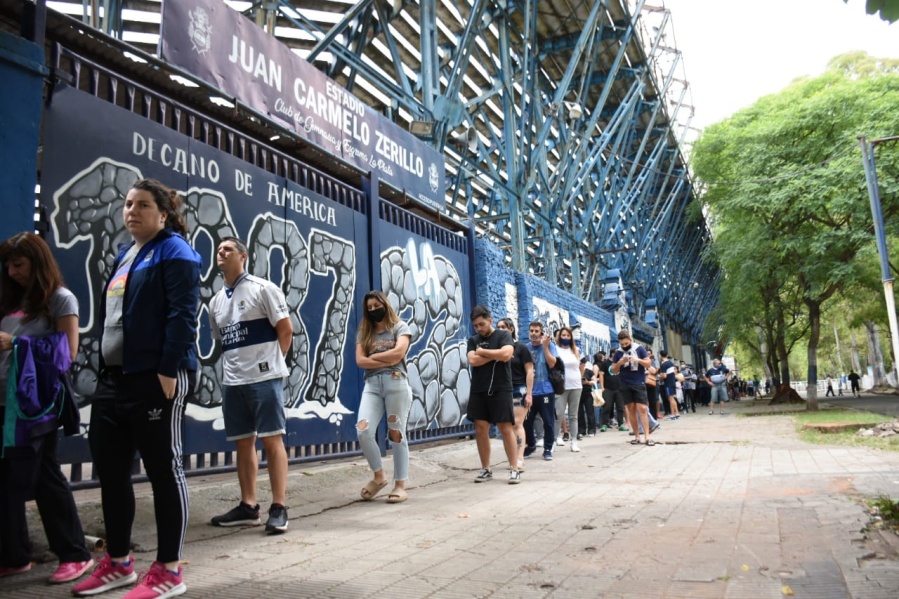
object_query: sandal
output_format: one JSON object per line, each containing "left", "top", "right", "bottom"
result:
{"left": 629, "top": 439, "right": 641, "bottom": 445}
{"left": 646, "top": 439, "right": 656, "bottom": 446}
{"left": 386, "top": 487, "right": 408, "bottom": 504}
{"left": 360, "top": 479, "right": 389, "bottom": 500}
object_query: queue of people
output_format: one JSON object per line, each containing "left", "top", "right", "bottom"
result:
{"left": 0, "top": 177, "right": 742, "bottom": 598}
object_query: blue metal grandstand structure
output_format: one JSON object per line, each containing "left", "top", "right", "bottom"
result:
{"left": 16, "top": 0, "right": 720, "bottom": 347}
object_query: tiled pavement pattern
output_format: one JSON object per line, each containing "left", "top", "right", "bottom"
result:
{"left": 4, "top": 402, "right": 899, "bottom": 598}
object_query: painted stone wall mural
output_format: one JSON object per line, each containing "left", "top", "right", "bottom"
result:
{"left": 380, "top": 238, "right": 470, "bottom": 430}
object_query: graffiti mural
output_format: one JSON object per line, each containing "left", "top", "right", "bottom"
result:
{"left": 505, "top": 283, "right": 519, "bottom": 330}
{"left": 575, "top": 315, "right": 612, "bottom": 359}
{"left": 40, "top": 85, "right": 375, "bottom": 456}
{"left": 531, "top": 297, "right": 570, "bottom": 335}
{"left": 380, "top": 237, "right": 470, "bottom": 430}
{"left": 49, "top": 158, "right": 358, "bottom": 432}
{"left": 41, "top": 84, "right": 478, "bottom": 464}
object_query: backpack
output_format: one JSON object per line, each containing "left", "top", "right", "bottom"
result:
{"left": 549, "top": 358, "right": 565, "bottom": 395}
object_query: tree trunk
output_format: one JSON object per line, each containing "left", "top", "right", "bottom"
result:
{"left": 850, "top": 330, "right": 862, "bottom": 373}
{"left": 806, "top": 300, "right": 820, "bottom": 411}
{"left": 758, "top": 326, "right": 775, "bottom": 386}
{"left": 833, "top": 321, "right": 845, "bottom": 376}
{"left": 777, "top": 334, "right": 791, "bottom": 385}
{"left": 865, "top": 321, "right": 887, "bottom": 387}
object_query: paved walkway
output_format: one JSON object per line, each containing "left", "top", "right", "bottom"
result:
{"left": 4, "top": 400, "right": 899, "bottom": 598}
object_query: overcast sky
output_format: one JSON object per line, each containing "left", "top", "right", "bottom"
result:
{"left": 661, "top": 0, "right": 897, "bottom": 130}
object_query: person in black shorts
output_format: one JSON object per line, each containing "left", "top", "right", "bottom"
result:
{"left": 611, "top": 329, "right": 655, "bottom": 446}
{"left": 467, "top": 305, "right": 521, "bottom": 484}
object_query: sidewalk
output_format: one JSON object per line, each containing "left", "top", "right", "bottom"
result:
{"left": 4, "top": 401, "right": 899, "bottom": 598}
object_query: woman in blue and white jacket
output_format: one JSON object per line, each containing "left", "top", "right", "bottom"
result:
{"left": 74, "top": 179, "right": 201, "bottom": 599}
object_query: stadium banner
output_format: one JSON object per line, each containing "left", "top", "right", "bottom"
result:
{"left": 158, "top": 0, "right": 446, "bottom": 212}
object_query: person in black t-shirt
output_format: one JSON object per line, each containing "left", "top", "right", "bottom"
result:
{"left": 497, "top": 318, "right": 533, "bottom": 473}
{"left": 466, "top": 306, "right": 521, "bottom": 484}
{"left": 597, "top": 350, "right": 627, "bottom": 432}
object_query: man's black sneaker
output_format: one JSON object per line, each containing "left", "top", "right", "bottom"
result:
{"left": 211, "top": 502, "right": 260, "bottom": 527}
{"left": 562, "top": 432, "right": 570, "bottom": 442}
{"left": 474, "top": 468, "right": 493, "bottom": 482}
{"left": 265, "top": 504, "right": 289, "bottom": 534}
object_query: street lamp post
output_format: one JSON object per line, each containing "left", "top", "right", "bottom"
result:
{"left": 859, "top": 135, "right": 899, "bottom": 383}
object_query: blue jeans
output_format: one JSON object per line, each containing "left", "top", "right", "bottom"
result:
{"left": 356, "top": 372, "right": 413, "bottom": 481}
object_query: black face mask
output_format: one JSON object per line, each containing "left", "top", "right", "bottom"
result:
{"left": 366, "top": 307, "right": 386, "bottom": 323}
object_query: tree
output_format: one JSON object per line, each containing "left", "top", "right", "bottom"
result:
{"left": 844, "top": 0, "right": 899, "bottom": 23}
{"left": 692, "top": 53, "right": 899, "bottom": 409}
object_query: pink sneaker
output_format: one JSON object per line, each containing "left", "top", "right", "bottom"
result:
{"left": 0, "top": 563, "right": 32, "bottom": 577}
{"left": 123, "top": 562, "right": 186, "bottom": 599}
{"left": 49, "top": 558, "right": 94, "bottom": 583}
{"left": 72, "top": 554, "right": 137, "bottom": 596}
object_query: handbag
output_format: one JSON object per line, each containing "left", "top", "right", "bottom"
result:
{"left": 591, "top": 385, "right": 605, "bottom": 407}
{"left": 549, "top": 359, "right": 565, "bottom": 395}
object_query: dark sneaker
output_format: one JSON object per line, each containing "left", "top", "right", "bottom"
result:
{"left": 543, "top": 450, "right": 553, "bottom": 461}
{"left": 650, "top": 422, "right": 661, "bottom": 433}
{"left": 523, "top": 446, "right": 536, "bottom": 458}
{"left": 562, "top": 432, "right": 570, "bottom": 442}
{"left": 474, "top": 468, "right": 493, "bottom": 482}
{"left": 211, "top": 502, "right": 260, "bottom": 527}
{"left": 265, "top": 504, "right": 289, "bottom": 534}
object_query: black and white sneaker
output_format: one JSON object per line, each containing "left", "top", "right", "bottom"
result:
{"left": 265, "top": 504, "right": 289, "bottom": 534}
{"left": 211, "top": 502, "right": 260, "bottom": 527}
{"left": 474, "top": 468, "right": 493, "bottom": 483}
{"left": 508, "top": 470, "right": 521, "bottom": 484}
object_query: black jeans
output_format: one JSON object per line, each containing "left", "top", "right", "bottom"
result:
{"left": 90, "top": 369, "right": 193, "bottom": 563}
{"left": 600, "top": 388, "right": 625, "bottom": 427}
{"left": 646, "top": 384, "right": 659, "bottom": 420}
{"left": 578, "top": 386, "right": 597, "bottom": 435}
{"left": 684, "top": 387, "right": 697, "bottom": 412}
{"left": 525, "top": 393, "right": 556, "bottom": 451}
{"left": 0, "top": 409, "right": 90, "bottom": 568}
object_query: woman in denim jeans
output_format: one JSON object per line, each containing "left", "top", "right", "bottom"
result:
{"left": 355, "top": 291, "right": 413, "bottom": 503}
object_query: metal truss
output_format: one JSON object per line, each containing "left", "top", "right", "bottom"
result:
{"left": 37, "top": 0, "right": 720, "bottom": 345}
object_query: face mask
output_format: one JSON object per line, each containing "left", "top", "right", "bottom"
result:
{"left": 560, "top": 338, "right": 572, "bottom": 347}
{"left": 366, "top": 307, "right": 386, "bottom": 323}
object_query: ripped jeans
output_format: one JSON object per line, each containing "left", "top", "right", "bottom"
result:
{"left": 356, "top": 372, "right": 414, "bottom": 481}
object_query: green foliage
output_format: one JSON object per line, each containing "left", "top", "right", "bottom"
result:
{"left": 845, "top": 0, "right": 899, "bottom": 23}
{"left": 793, "top": 409, "right": 884, "bottom": 424}
{"left": 869, "top": 495, "right": 899, "bottom": 525}
{"left": 798, "top": 426, "right": 899, "bottom": 451}
{"left": 692, "top": 53, "right": 899, "bottom": 387}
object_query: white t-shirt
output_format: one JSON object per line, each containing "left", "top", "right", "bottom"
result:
{"left": 557, "top": 347, "right": 582, "bottom": 390}
{"left": 209, "top": 273, "right": 290, "bottom": 386}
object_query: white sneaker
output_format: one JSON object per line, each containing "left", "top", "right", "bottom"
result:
{"left": 535, "top": 438, "right": 544, "bottom": 448}
{"left": 556, "top": 435, "right": 566, "bottom": 446}
{"left": 570, "top": 441, "right": 581, "bottom": 452}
